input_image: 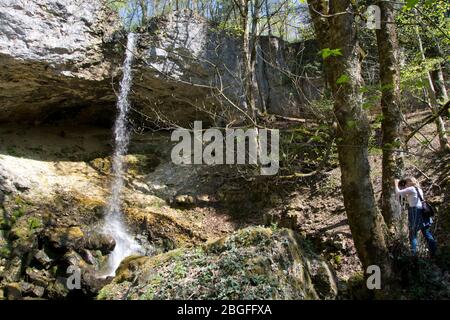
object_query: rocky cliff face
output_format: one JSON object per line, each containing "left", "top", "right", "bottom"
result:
{"left": 0, "top": 0, "right": 121, "bottom": 125}
{"left": 0, "top": 2, "right": 314, "bottom": 127}
{"left": 133, "top": 11, "right": 304, "bottom": 126}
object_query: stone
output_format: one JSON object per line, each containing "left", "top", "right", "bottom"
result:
{"left": 3, "top": 256, "right": 23, "bottom": 282}
{"left": 80, "top": 249, "right": 97, "bottom": 266}
{"left": 31, "top": 285, "right": 45, "bottom": 298}
{"left": 81, "top": 269, "right": 112, "bottom": 298}
{"left": 45, "top": 226, "right": 84, "bottom": 252}
{"left": 33, "top": 249, "right": 54, "bottom": 269}
{"left": 18, "top": 281, "right": 34, "bottom": 295}
{"left": 25, "top": 267, "right": 53, "bottom": 287}
{"left": 306, "top": 259, "right": 338, "bottom": 299}
{"left": 133, "top": 11, "right": 315, "bottom": 127}
{"left": 46, "top": 277, "right": 69, "bottom": 299}
{"left": 84, "top": 232, "right": 115, "bottom": 254}
{"left": 174, "top": 194, "right": 196, "bottom": 206}
{"left": 62, "top": 250, "right": 86, "bottom": 269}
{"left": 4, "top": 282, "right": 22, "bottom": 300}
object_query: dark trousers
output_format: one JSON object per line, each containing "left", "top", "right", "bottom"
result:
{"left": 408, "top": 207, "right": 437, "bottom": 256}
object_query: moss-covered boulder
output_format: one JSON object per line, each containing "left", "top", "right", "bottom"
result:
{"left": 98, "top": 226, "right": 337, "bottom": 300}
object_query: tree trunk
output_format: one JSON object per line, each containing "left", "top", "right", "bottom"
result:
{"left": 375, "top": 0, "right": 403, "bottom": 227}
{"left": 140, "top": 0, "right": 148, "bottom": 25}
{"left": 307, "top": 0, "right": 392, "bottom": 293}
{"left": 238, "top": 0, "right": 257, "bottom": 120}
{"left": 427, "top": 45, "right": 449, "bottom": 102}
{"left": 415, "top": 23, "right": 450, "bottom": 152}
{"left": 250, "top": 0, "right": 263, "bottom": 114}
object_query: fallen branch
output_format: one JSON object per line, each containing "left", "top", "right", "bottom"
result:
{"left": 405, "top": 100, "right": 450, "bottom": 145}
{"left": 273, "top": 115, "right": 307, "bottom": 123}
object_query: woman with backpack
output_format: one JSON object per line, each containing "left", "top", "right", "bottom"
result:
{"left": 394, "top": 176, "right": 437, "bottom": 257}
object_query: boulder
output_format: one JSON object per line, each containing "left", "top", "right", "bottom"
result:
{"left": 46, "top": 277, "right": 70, "bottom": 299}
{"left": 3, "top": 256, "right": 22, "bottom": 282}
{"left": 45, "top": 227, "right": 116, "bottom": 255}
{"left": 83, "top": 232, "right": 115, "bottom": 255}
{"left": 62, "top": 250, "right": 87, "bottom": 269}
{"left": 33, "top": 249, "right": 55, "bottom": 269}
{"left": 98, "top": 226, "right": 337, "bottom": 300}
{"left": 45, "top": 226, "right": 85, "bottom": 252}
{"left": 3, "top": 282, "right": 22, "bottom": 300}
{"left": 25, "top": 267, "right": 53, "bottom": 287}
{"left": 31, "top": 285, "right": 46, "bottom": 298}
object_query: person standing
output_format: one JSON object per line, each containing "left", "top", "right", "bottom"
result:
{"left": 394, "top": 177, "right": 437, "bottom": 256}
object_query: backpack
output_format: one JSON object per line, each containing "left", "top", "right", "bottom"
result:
{"left": 414, "top": 187, "right": 435, "bottom": 219}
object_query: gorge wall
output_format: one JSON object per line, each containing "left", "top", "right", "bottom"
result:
{"left": 0, "top": 0, "right": 319, "bottom": 127}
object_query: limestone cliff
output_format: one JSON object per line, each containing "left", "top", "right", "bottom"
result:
{"left": 0, "top": 1, "right": 317, "bottom": 127}
{"left": 0, "top": 0, "right": 122, "bottom": 125}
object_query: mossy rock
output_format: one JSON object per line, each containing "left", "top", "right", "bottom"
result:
{"left": 125, "top": 154, "right": 160, "bottom": 176}
{"left": 45, "top": 226, "right": 84, "bottom": 251}
{"left": 98, "top": 227, "right": 337, "bottom": 300}
{"left": 89, "top": 157, "right": 111, "bottom": 175}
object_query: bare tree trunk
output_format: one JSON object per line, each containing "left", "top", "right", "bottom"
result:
{"left": 235, "top": 0, "right": 257, "bottom": 120}
{"left": 375, "top": 0, "right": 403, "bottom": 227}
{"left": 307, "top": 0, "right": 392, "bottom": 294}
{"left": 431, "top": 65, "right": 449, "bottom": 102}
{"left": 415, "top": 23, "right": 450, "bottom": 152}
{"left": 265, "top": 0, "right": 272, "bottom": 37}
{"left": 140, "top": 0, "right": 148, "bottom": 25}
{"left": 250, "top": 0, "right": 263, "bottom": 114}
{"left": 426, "top": 45, "right": 449, "bottom": 102}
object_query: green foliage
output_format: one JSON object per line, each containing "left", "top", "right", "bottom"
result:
{"left": 333, "top": 254, "right": 342, "bottom": 265}
{"left": 11, "top": 208, "right": 25, "bottom": 222}
{"left": 0, "top": 246, "right": 10, "bottom": 258}
{"left": 319, "top": 48, "right": 342, "bottom": 59}
{"left": 405, "top": 0, "right": 420, "bottom": 9}
{"left": 214, "top": 21, "right": 244, "bottom": 36}
{"left": 28, "top": 217, "right": 43, "bottom": 230}
{"left": 279, "top": 123, "right": 338, "bottom": 177}
{"left": 270, "top": 222, "right": 279, "bottom": 232}
{"left": 336, "top": 74, "right": 350, "bottom": 85}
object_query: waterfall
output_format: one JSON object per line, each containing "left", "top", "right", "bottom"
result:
{"left": 102, "top": 33, "right": 143, "bottom": 277}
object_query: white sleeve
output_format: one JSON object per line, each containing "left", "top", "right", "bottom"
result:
{"left": 395, "top": 186, "right": 415, "bottom": 197}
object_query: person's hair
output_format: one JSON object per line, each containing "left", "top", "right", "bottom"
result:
{"left": 402, "top": 176, "right": 420, "bottom": 188}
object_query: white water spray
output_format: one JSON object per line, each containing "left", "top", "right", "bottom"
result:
{"left": 103, "top": 33, "right": 143, "bottom": 277}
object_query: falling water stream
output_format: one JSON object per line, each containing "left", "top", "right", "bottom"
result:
{"left": 102, "top": 33, "right": 143, "bottom": 277}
